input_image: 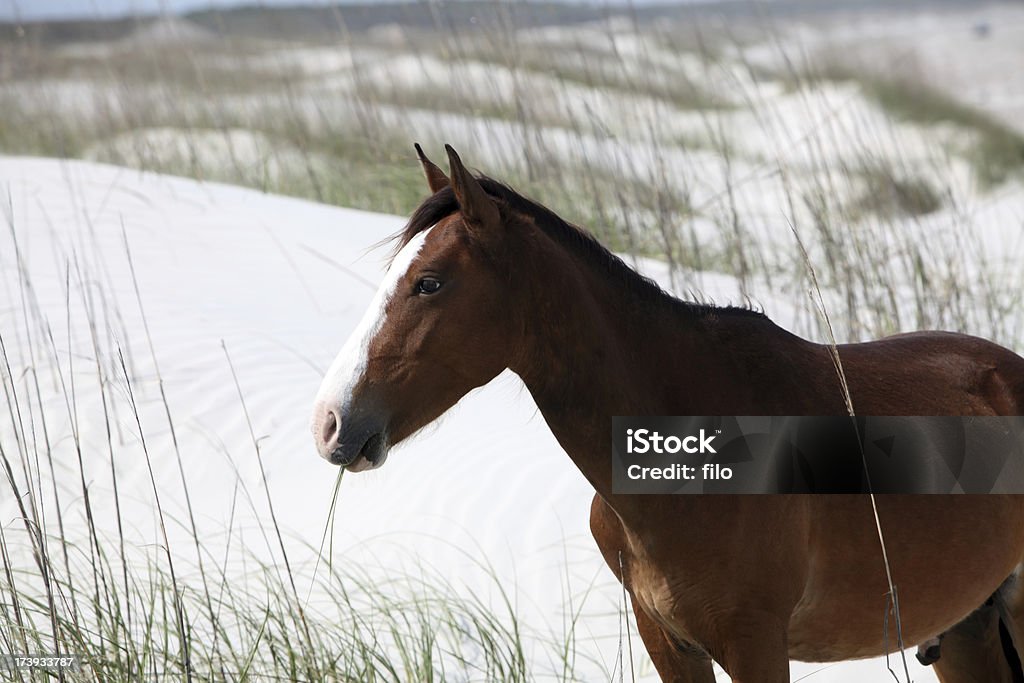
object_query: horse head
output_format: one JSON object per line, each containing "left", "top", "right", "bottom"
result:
{"left": 310, "top": 145, "right": 519, "bottom": 471}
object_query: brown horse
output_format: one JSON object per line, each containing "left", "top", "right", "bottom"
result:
{"left": 310, "top": 144, "right": 1024, "bottom": 681}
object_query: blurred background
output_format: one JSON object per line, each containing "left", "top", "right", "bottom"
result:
{"left": 5, "top": 0, "right": 1024, "bottom": 341}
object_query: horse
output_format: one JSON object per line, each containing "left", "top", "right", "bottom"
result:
{"left": 310, "top": 144, "right": 1024, "bottom": 682}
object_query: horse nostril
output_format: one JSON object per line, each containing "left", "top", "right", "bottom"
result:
{"left": 321, "top": 409, "right": 339, "bottom": 448}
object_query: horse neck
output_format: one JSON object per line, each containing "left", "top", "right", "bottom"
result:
{"left": 507, "top": 236, "right": 735, "bottom": 507}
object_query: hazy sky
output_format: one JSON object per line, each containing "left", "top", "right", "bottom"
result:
{"left": 2, "top": 0, "right": 386, "bottom": 21}
{"left": 3, "top": 0, "right": 723, "bottom": 22}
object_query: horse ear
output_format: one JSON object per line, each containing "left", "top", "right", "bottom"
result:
{"left": 445, "top": 144, "right": 499, "bottom": 226}
{"left": 414, "top": 143, "right": 449, "bottom": 194}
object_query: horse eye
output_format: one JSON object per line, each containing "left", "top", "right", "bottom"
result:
{"left": 416, "top": 277, "right": 443, "bottom": 295}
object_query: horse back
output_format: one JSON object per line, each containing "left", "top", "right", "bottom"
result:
{"left": 836, "top": 331, "right": 1024, "bottom": 416}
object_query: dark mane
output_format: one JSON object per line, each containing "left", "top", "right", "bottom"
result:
{"left": 397, "top": 176, "right": 766, "bottom": 320}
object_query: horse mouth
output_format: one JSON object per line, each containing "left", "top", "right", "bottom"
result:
{"left": 339, "top": 432, "right": 388, "bottom": 472}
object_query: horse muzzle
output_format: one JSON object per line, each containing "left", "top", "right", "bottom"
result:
{"left": 312, "top": 402, "right": 389, "bottom": 471}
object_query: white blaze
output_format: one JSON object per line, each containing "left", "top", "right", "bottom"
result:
{"left": 314, "top": 227, "right": 434, "bottom": 416}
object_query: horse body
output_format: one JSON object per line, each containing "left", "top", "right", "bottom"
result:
{"left": 531, "top": 276, "right": 1024, "bottom": 677}
{"left": 311, "top": 145, "right": 1024, "bottom": 681}
{"left": 792, "top": 496, "right": 1024, "bottom": 659}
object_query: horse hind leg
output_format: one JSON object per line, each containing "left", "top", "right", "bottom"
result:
{"left": 989, "top": 572, "right": 1024, "bottom": 683}
{"left": 929, "top": 599, "right": 1021, "bottom": 683}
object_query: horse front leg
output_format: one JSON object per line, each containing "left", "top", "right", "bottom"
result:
{"left": 701, "top": 609, "right": 791, "bottom": 683}
{"left": 590, "top": 495, "right": 715, "bottom": 681}
{"left": 630, "top": 598, "right": 715, "bottom": 682}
